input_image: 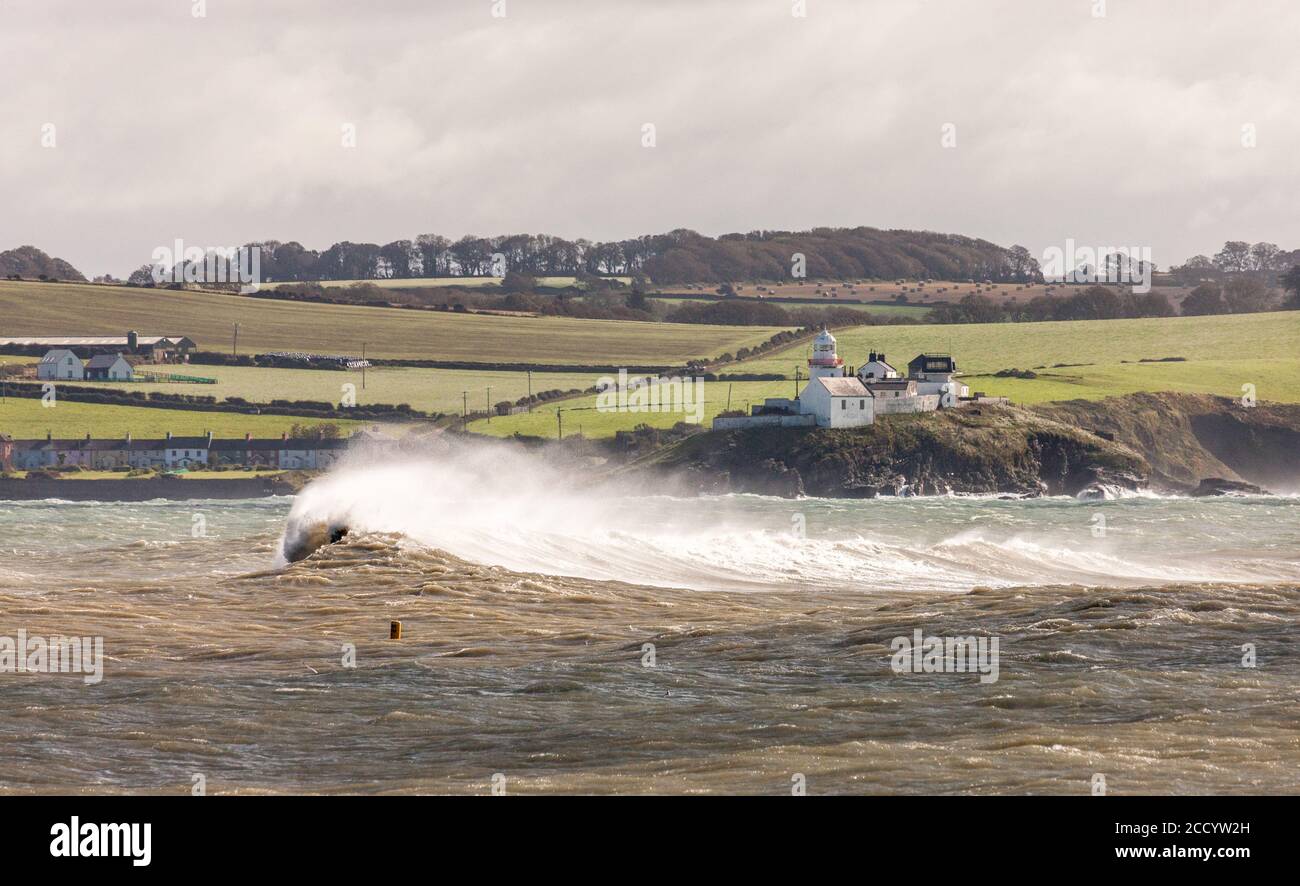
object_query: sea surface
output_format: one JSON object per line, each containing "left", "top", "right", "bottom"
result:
{"left": 2, "top": 450, "right": 1298, "bottom": 794}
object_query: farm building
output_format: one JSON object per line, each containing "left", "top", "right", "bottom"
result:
{"left": 0, "top": 332, "right": 196, "bottom": 363}
{"left": 37, "top": 349, "right": 84, "bottom": 380}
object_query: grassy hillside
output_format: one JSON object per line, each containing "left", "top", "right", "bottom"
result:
{"left": 0, "top": 399, "right": 362, "bottom": 439}
{"left": 260, "top": 276, "right": 628, "bottom": 290}
{"left": 470, "top": 311, "right": 1300, "bottom": 439}
{"left": 734, "top": 310, "right": 1300, "bottom": 402}
{"left": 646, "top": 296, "right": 930, "bottom": 318}
{"left": 0, "top": 280, "right": 789, "bottom": 365}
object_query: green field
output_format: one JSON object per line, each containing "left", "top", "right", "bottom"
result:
{"left": 466, "top": 379, "right": 792, "bottom": 439}
{"left": 470, "top": 311, "right": 1300, "bottom": 439}
{"left": 0, "top": 399, "right": 363, "bottom": 439}
{"left": 0, "top": 280, "right": 789, "bottom": 365}
{"left": 61, "top": 363, "right": 606, "bottom": 416}
{"left": 734, "top": 310, "right": 1299, "bottom": 395}
{"left": 261, "top": 276, "right": 629, "bottom": 290}
{"left": 646, "top": 296, "right": 930, "bottom": 318}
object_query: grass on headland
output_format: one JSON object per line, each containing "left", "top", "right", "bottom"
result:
{"left": 468, "top": 380, "right": 789, "bottom": 440}
{"left": 734, "top": 310, "right": 1299, "bottom": 377}
{"left": 0, "top": 280, "right": 788, "bottom": 365}
{"left": 469, "top": 311, "right": 1300, "bottom": 439}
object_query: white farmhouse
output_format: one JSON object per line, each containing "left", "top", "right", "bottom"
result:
{"left": 37, "top": 349, "right": 84, "bottom": 380}
{"left": 85, "top": 353, "right": 133, "bottom": 381}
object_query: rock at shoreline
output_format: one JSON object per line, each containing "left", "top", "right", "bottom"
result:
{"left": 637, "top": 401, "right": 1149, "bottom": 498}
{"left": 1190, "top": 477, "right": 1267, "bottom": 497}
{"left": 634, "top": 392, "right": 1300, "bottom": 500}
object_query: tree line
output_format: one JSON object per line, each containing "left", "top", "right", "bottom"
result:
{"left": 931, "top": 273, "right": 1299, "bottom": 325}
{"left": 121, "top": 227, "right": 1042, "bottom": 287}
{"left": 1166, "top": 241, "right": 1300, "bottom": 285}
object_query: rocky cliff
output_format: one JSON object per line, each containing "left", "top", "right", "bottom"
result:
{"left": 635, "top": 393, "right": 1300, "bottom": 498}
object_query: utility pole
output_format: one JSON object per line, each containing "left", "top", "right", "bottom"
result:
{"left": 526, "top": 369, "right": 532, "bottom": 411}
{"left": 486, "top": 386, "right": 491, "bottom": 424}
{"left": 361, "top": 342, "right": 366, "bottom": 390}
{"left": 556, "top": 408, "right": 563, "bottom": 440}
{"left": 462, "top": 390, "right": 468, "bottom": 429}
{"left": 232, "top": 323, "right": 240, "bottom": 356}
{"left": 726, "top": 383, "right": 732, "bottom": 412}
{"left": 794, "top": 366, "right": 801, "bottom": 399}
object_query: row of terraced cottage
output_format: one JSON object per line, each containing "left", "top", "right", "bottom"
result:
{"left": 0, "top": 431, "right": 370, "bottom": 471}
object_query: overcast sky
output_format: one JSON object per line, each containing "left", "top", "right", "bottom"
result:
{"left": 2, "top": 0, "right": 1296, "bottom": 277}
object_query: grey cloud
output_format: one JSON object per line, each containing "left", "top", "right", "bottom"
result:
{"left": 1, "top": 0, "right": 1296, "bottom": 276}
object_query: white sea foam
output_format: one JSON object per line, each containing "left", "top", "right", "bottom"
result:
{"left": 277, "top": 447, "right": 1300, "bottom": 593}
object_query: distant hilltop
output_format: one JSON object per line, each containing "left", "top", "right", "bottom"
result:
{"left": 0, "top": 245, "right": 85, "bottom": 282}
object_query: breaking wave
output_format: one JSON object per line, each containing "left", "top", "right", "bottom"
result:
{"left": 278, "top": 447, "right": 1300, "bottom": 593}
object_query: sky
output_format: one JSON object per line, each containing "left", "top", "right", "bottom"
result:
{"left": 1, "top": 0, "right": 1296, "bottom": 278}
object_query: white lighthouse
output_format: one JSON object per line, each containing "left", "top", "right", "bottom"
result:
{"left": 807, "top": 327, "right": 844, "bottom": 380}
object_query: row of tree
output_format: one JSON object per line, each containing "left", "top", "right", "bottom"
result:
{"left": 927, "top": 274, "right": 1300, "bottom": 324}
{"left": 1182, "top": 271, "right": 1300, "bottom": 315}
{"left": 1166, "top": 241, "right": 1300, "bottom": 284}
{"left": 929, "top": 289, "right": 1177, "bottom": 324}
{"left": 122, "top": 227, "right": 1042, "bottom": 287}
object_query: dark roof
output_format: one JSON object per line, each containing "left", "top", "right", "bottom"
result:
{"left": 84, "top": 439, "right": 130, "bottom": 451}
{"left": 908, "top": 353, "right": 957, "bottom": 374}
{"left": 86, "top": 354, "right": 128, "bottom": 369}
{"left": 164, "top": 437, "right": 213, "bottom": 449}
{"left": 210, "top": 438, "right": 286, "bottom": 451}
{"left": 865, "top": 379, "right": 916, "bottom": 392}
{"left": 9, "top": 436, "right": 351, "bottom": 452}
{"left": 282, "top": 437, "right": 351, "bottom": 449}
